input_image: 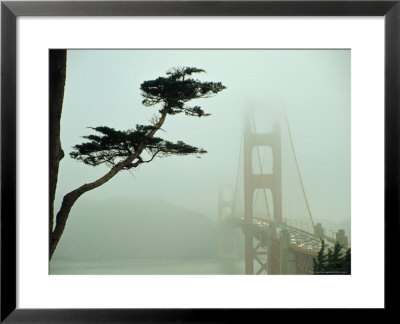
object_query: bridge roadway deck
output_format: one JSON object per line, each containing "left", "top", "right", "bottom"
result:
{"left": 225, "top": 216, "right": 336, "bottom": 256}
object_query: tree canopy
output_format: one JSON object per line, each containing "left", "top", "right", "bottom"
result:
{"left": 140, "top": 66, "right": 226, "bottom": 116}
{"left": 70, "top": 125, "right": 207, "bottom": 169}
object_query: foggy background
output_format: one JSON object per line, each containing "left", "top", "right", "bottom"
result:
{"left": 50, "top": 49, "right": 350, "bottom": 274}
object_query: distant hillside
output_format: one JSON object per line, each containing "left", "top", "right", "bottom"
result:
{"left": 52, "top": 198, "right": 218, "bottom": 261}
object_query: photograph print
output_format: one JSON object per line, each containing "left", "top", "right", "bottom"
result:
{"left": 49, "top": 49, "right": 350, "bottom": 275}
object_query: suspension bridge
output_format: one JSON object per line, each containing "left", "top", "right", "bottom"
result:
{"left": 218, "top": 110, "right": 349, "bottom": 275}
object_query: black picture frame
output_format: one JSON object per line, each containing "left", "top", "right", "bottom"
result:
{"left": 1, "top": 0, "right": 398, "bottom": 322}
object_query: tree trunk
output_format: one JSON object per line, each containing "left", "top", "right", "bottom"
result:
{"left": 49, "top": 50, "right": 67, "bottom": 256}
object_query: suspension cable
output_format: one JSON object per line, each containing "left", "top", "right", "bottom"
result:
{"left": 284, "top": 110, "right": 315, "bottom": 229}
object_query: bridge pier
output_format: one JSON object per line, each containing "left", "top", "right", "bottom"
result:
{"left": 336, "top": 229, "right": 348, "bottom": 246}
{"left": 314, "top": 222, "right": 325, "bottom": 239}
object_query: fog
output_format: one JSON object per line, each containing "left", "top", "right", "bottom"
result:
{"left": 50, "top": 50, "right": 350, "bottom": 274}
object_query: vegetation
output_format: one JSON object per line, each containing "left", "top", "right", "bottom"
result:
{"left": 313, "top": 239, "right": 351, "bottom": 274}
{"left": 49, "top": 52, "right": 226, "bottom": 260}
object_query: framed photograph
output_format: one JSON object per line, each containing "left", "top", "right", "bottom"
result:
{"left": 1, "top": 0, "right": 398, "bottom": 321}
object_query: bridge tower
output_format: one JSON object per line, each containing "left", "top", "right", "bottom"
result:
{"left": 243, "top": 112, "right": 282, "bottom": 274}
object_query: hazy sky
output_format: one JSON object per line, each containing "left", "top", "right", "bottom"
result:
{"left": 55, "top": 49, "right": 350, "bottom": 232}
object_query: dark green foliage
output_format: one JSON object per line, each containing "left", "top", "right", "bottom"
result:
{"left": 70, "top": 66, "right": 225, "bottom": 169}
{"left": 313, "top": 239, "right": 327, "bottom": 274}
{"left": 140, "top": 67, "right": 226, "bottom": 116}
{"left": 341, "top": 246, "right": 351, "bottom": 273}
{"left": 70, "top": 125, "right": 206, "bottom": 169}
{"left": 313, "top": 239, "right": 351, "bottom": 275}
